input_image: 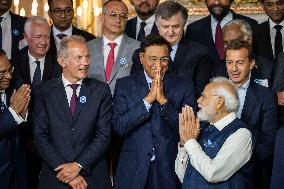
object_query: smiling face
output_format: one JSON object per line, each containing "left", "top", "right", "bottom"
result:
{"left": 0, "top": 0, "right": 12, "bottom": 16}
{"left": 133, "top": 0, "right": 159, "bottom": 19}
{"left": 0, "top": 55, "right": 12, "bottom": 90}
{"left": 206, "top": 0, "right": 231, "bottom": 20}
{"left": 58, "top": 41, "right": 90, "bottom": 84}
{"left": 263, "top": 0, "right": 284, "bottom": 24}
{"left": 226, "top": 48, "right": 255, "bottom": 87}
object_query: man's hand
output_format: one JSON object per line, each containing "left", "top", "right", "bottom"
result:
{"left": 144, "top": 79, "right": 158, "bottom": 104}
{"left": 54, "top": 162, "right": 81, "bottom": 183}
{"left": 277, "top": 91, "right": 284, "bottom": 106}
{"left": 10, "top": 84, "right": 31, "bottom": 114}
{"left": 156, "top": 67, "right": 167, "bottom": 105}
{"left": 19, "top": 94, "right": 30, "bottom": 118}
{"left": 179, "top": 105, "right": 200, "bottom": 145}
{"left": 69, "top": 175, "right": 88, "bottom": 189}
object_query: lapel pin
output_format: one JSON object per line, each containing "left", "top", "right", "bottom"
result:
{"left": 80, "top": 96, "right": 87, "bottom": 104}
{"left": 119, "top": 58, "right": 128, "bottom": 67}
{"left": 13, "top": 29, "right": 19, "bottom": 36}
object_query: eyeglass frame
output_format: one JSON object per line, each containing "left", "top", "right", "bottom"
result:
{"left": 0, "top": 66, "right": 14, "bottom": 79}
{"left": 141, "top": 53, "right": 170, "bottom": 65}
{"left": 103, "top": 11, "right": 128, "bottom": 20}
{"left": 49, "top": 8, "right": 74, "bottom": 16}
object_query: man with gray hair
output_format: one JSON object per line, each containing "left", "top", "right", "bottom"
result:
{"left": 11, "top": 16, "right": 61, "bottom": 189}
{"left": 131, "top": 0, "right": 212, "bottom": 98}
{"left": 33, "top": 35, "right": 112, "bottom": 189}
{"left": 176, "top": 77, "right": 254, "bottom": 188}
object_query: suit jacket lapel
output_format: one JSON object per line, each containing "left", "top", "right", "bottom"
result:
{"left": 135, "top": 71, "right": 150, "bottom": 101}
{"left": 203, "top": 16, "right": 216, "bottom": 55}
{"left": 21, "top": 53, "right": 32, "bottom": 84}
{"left": 42, "top": 55, "right": 55, "bottom": 82}
{"left": 264, "top": 21, "right": 274, "bottom": 59}
{"left": 241, "top": 82, "right": 257, "bottom": 123}
{"left": 54, "top": 77, "right": 73, "bottom": 122}
{"left": 72, "top": 79, "right": 91, "bottom": 122}
{"left": 173, "top": 38, "right": 186, "bottom": 69}
{"left": 95, "top": 39, "right": 106, "bottom": 82}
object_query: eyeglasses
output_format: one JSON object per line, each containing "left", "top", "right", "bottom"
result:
{"left": 49, "top": 8, "right": 74, "bottom": 16}
{"left": 104, "top": 12, "right": 128, "bottom": 20}
{"left": 0, "top": 67, "right": 14, "bottom": 79}
{"left": 226, "top": 59, "right": 251, "bottom": 66}
{"left": 200, "top": 92, "right": 219, "bottom": 99}
{"left": 144, "top": 55, "right": 169, "bottom": 64}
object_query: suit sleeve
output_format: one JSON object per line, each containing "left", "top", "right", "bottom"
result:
{"left": 130, "top": 48, "right": 143, "bottom": 75}
{"left": 112, "top": 79, "right": 151, "bottom": 137}
{"left": 75, "top": 85, "right": 112, "bottom": 173}
{"left": 0, "top": 109, "right": 18, "bottom": 135}
{"left": 255, "top": 91, "right": 278, "bottom": 161}
{"left": 33, "top": 89, "right": 66, "bottom": 169}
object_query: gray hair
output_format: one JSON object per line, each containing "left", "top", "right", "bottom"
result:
{"left": 57, "top": 35, "right": 86, "bottom": 58}
{"left": 24, "top": 16, "right": 50, "bottom": 35}
{"left": 223, "top": 19, "right": 252, "bottom": 41}
{"left": 211, "top": 77, "right": 239, "bottom": 112}
{"left": 155, "top": 1, "right": 188, "bottom": 25}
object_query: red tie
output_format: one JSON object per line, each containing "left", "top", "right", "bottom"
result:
{"left": 105, "top": 42, "right": 116, "bottom": 81}
{"left": 215, "top": 21, "right": 225, "bottom": 60}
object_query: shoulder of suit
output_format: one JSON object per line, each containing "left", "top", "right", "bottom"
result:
{"left": 123, "top": 34, "right": 140, "bottom": 46}
{"left": 126, "top": 17, "right": 136, "bottom": 24}
{"left": 251, "top": 81, "right": 275, "bottom": 97}
{"left": 188, "top": 15, "right": 210, "bottom": 28}
{"left": 9, "top": 11, "right": 27, "bottom": 22}
{"left": 231, "top": 118, "right": 249, "bottom": 130}
{"left": 87, "top": 37, "right": 101, "bottom": 45}
{"left": 234, "top": 13, "right": 258, "bottom": 26}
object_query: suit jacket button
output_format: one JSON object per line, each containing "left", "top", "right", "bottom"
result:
{"left": 71, "top": 128, "right": 76, "bottom": 131}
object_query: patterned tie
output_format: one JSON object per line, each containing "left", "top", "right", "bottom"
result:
{"left": 215, "top": 20, "right": 225, "bottom": 60}
{"left": 69, "top": 84, "right": 79, "bottom": 116}
{"left": 32, "top": 60, "right": 41, "bottom": 86}
{"left": 0, "top": 91, "right": 6, "bottom": 112}
{"left": 105, "top": 42, "right": 116, "bottom": 82}
{"left": 137, "top": 21, "right": 146, "bottom": 41}
{"left": 57, "top": 33, "right": 67, "bottom": 40}
{"left": 0, "top": 17, "right": 3, "bottom": 49}
{"left": 274, "top": 25, "right": 283, "bottom": 60}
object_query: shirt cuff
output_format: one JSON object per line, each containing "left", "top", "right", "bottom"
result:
{"left": 8, "top": 107, "right": 25, "bottom": 124}
{"left": 143, "top": 99, "right": 152, "bottom": 112}
{"left": 184, "top": 139, "right": 201, "bottom": 157}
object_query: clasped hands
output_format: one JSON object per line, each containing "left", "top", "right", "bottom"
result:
{"left": 55, "top": 162, "right": 88, "bottom": 189}
{"left": 144, "top": 67, "right": 167, "bottom": 105}
{"left": 277, "top": 91, "right": 284, "bottom": 106}
{"left": 10, "top": 84, "right": 31, "bottom": 118}
{"left": 179, "top": 105, "right": 200, "bottom": 146}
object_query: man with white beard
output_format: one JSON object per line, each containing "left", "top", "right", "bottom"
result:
{"left": 175, "top": 77, "right": 254, "bottom": 189}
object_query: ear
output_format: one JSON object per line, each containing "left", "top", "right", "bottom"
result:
{"left": 57, "top": 56, "right": 66, "bottom": 68}
{"left": 23, "top": 33, "right": 29, "bottom": 42}
{"left": 250, "top": 59, "right": 256, "bottom": 70}
{"left": 216, "top": 96, "right": 225, "bottom": 110}
{"left": 100, "top": 13, "right": 104, "bottom": 24}
{"left": 139, "top": 52, "right": 144, "bottom": 65}
{"left": 48, "top": 10, "right": 52, "bottom": 19}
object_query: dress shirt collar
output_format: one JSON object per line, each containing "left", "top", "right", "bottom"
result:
{"left": 28, "top": 51, "right": 45, "bottom": 64}
{"left": 171, "top": 44, "right": 179, "bottom": 51}
{"left": 1, "top": 10, "right": 10, "bottom": 19}
{"left": 137, "top": 14, "right": 156, "bottom": 26}
{"left": 269, "top": 18, "right": 284, "bottom": 30}
{"left": 52, "top": 25, "right": 73, "bottom": 38}
{"left": 103, "top": 34, "right": 123, "bottom": 48}
{"left": 212, "top": 112, "right": 236, "bottom": 131}
{"left": 211, "top": 11, "right": 233, "bottom": 27}
{"left": 62, "top": 74, "right": 83, "bottom": 88}
{"left": 144, "top": 70, "right": 153, "bottom": 84}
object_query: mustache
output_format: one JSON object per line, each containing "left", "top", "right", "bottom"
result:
{"left": 139, "top": 2, "right": 150, "bottom": 7}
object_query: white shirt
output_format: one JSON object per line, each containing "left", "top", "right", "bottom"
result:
{"left": 62, "top": 74, "right": 83, "bottom": 106}
{"left": 269, "top": 19, "right": 284, "bottom": 56}
{"left": 0, "top": 90, "right": 26, "bottom": 124}
{"left": 171, "top": 44, "right": 179, "bottom": 61}
{"left": 52, "top": 25, "right": 73, "bottom": 51}
{"left": 102, "top": 34, "right": 123, "bottom": 69}
{"left": 1, "top": 10, "right": 12, "bottom": 59}
{"left": 211, "top": 12, "right": 233, "bottom": 42}
{"left": 175, "top": 112, "right": 252, "bottom": 183}
{"left": 136, "top": 15, "right": 156, "bottom": 39}
{"left": 28, "top": 51, "right": 45, "bottom": 83}
{"left": 236, "top": 78, "right": 250, "bottom": 119}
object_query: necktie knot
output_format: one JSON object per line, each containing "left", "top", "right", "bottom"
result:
{"left": 35, "top": 60, "right": 40, "bottom": 66}
{"left": 69, "top": 84, "right": 79, "bottom": 91}
{"left": 140, "top": 21, "right": 146, "bottom": 29}
{"left": 137, "top": 22, "right": 147, "bottom": 41}
{"left": 109, "top": 42, "right": 116, "bottom": 50}
{"left": 274, "top": 25, "right": 283, "bottom": 32}
{"left": 57, "top": 33, "right": 67, "bottom": 39}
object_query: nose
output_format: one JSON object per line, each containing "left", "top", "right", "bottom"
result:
{"left": 168, "top": 26, "right": 174, "bottom": 36}
{"left": 81, "top": 56, "right": 90, "bottom": 66}
{"left": 232, "top": 62, "right": 237, "bottom": 71}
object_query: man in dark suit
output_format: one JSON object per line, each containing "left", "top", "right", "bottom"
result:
{"left": 132, "top": 1, "right": 212, "bottom": 98}
{"left": 11, "top": 16, "right": 61, "bottom": 189}
{"left": 185, "top": 0, "right": 257, "bottom": 76}
{"left": 0, "top": 0, "right": 27, "bottom": 59}
{"left": 33, "top": 35, "right": 112, "bottom": 189}
{"left": 0, "top": 49, "right": 31, "bottom": 189}
{"left": 113, "top": 35, "right": 196, "bottom": 189}
{"left": 253, "top": 0, "right": 284, "bottom": 61}
{"left": 226, "top": 40, "right": 278, "bottom": 189}
{"left": 125, "top": 0, "right": 159, "bottom": 41}
{"left": 177, "top": 78, "right": 253, "bottom": 189}
{"left": 223, "top": 19, "right": 275, "bottom": 88}
{"left": 47, "top": 0, "right": 95, "bottom": 56}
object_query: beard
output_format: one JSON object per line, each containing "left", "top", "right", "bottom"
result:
{"left": 135, "top": 2, "right": 156, "bottom": 17}
{"left": 197, "top": 103, "right": 216, "bottom": 122}
{"left": 207, "top": 4, "right": 230, "bottom": 21}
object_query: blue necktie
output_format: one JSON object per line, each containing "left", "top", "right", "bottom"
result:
{"left": 137, "top": 21, "right": 146, "bottom": 41}
{"left": 32, "top": 60, "right": 41, "bottom": 86}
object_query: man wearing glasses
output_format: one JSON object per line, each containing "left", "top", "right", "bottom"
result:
{"left": 112, "top": 34, "right": 196, "bottom": 189}
{"left": 47, "top": 0, "right": 95, "bottom": 56}
{"left": 0, "top": 49, "right": 31, "bottom": 189}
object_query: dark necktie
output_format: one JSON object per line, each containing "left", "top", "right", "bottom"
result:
{"left": 274, "top": 25, "right": 283, "bottom": 60}
{"left": 69, "top": 84, "right": 79, "bottom": 116}
{"left": 137, "top": 21, "right": 146, "bottom": 41}
{"left": 57, "top": 33, "right": 67, "bottom": 40}
{"left": 0, "top": 17, "right": 3, "bottom": 49}
{"left": 215, "top": 20, "right": 225, "bottom": 60}
{"left": 105, "top": 42, "right": 116, "bottom": 82}
{"left": 0, "top": 91, "right": 6, "bottom": 112}
{"left": 32, "top": 60, "right": 41, "bottom": 86}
